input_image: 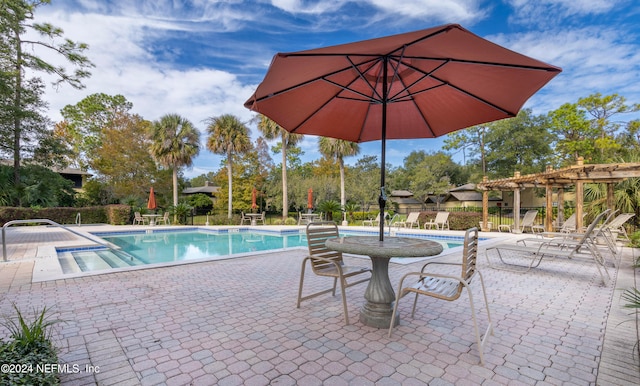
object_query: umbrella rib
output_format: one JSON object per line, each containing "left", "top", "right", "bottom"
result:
{"left": 289, "top": 58, "right": 383, "bottom": 133}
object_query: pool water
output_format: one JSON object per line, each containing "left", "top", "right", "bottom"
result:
{"left": 57, "top": 229, "right": 463, "bottom": 274}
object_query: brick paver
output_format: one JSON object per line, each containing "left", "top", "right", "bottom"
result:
{"left": 0, "top": 225, "right": 638, "bottom": 385}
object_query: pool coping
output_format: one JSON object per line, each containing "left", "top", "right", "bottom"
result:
{"left": 31, "top": 225, "right": 516, "bottom": 282}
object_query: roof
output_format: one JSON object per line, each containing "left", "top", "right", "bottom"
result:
{"left": 477, "top": 159, "right": 640, "bottom": 191}
{"left": 449, "top": 183, "right": 477, "bottom": 192}
{"left": 390, "top": 190, "right": 413, "bottom": 197}
{"left": 183, "top": 186, "right": 220, "bottom": 195}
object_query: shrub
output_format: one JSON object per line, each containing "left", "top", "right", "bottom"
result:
{"left": 284, "top": 217, "right": 298, "bottom": 225}
{"left": 0, "top": 304, "right": 61, "bottom": 385}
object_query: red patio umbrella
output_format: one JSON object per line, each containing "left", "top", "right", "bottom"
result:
{"left": 307, "top": 188, "right": 313, "bottom": 210}
{"left": 147, "top": 187, "right": 157, "bottom": 211}
{"left": 245, "top": 23, "right": 561, "bottom": 240}
{"left": 251, "top": 187, "right": 258, "bottom": 210}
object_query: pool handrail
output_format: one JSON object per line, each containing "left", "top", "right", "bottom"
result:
{"left": 2, "top": 218, "right": 114, "bottom": 262}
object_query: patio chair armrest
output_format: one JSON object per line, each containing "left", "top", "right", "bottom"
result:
{"left": 308, "top": 255, "right": 346, "bottom": 274}
{"left": 420, "top": 261, "right": 462, "bottom": 273}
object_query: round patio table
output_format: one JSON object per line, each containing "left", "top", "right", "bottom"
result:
{"left": 325, "top": 236, "right": 443, "bottom": 328}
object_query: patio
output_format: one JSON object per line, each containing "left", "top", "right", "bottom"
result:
{"left": 1, "top": 225, "right": 639, "bottom": 385}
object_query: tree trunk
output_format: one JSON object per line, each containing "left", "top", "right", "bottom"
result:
{"left": 173, "top": 165, "right": 179, "bottom": 223}
{"left": 12, "top": 28, "right": 23, "bottom": 194}
{"left": 227, "top": 147, "right": 233, "bottom": 219}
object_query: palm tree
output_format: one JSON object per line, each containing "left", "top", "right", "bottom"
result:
{"left": 206, "top": 114, "right": 252, "bottom": 219}
{"left": 257, "top": 115, "right": 303, "bottom": 220}
{"left": 318, "top": 137, "right": 360, "bottom": 208}
{"left": 148, "top": 114, "right": 200, "bottom": 218}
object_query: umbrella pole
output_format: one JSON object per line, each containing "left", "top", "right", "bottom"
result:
{"left": 378, "top": 57, "right": 388, "bottom": 242}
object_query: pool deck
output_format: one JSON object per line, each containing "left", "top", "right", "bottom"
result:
{"left": 1, "top": 224, "right": 639, "bottom": 385}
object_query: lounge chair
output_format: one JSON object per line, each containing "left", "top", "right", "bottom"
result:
{"left": 133, "top": 212, "right": 148, "bottom": 225}
{"left": 156, "top": 211, "right": 170, "bottom": 225}
{"left": 485, "top": 210, "right": 611, "bottom": 284}
{"left": 297, "top": 222, "right": 371, "bottom": 325}
{"left": 363, "top": 212, "right": 386, "bottom": 227}
{"left": 499, "top": 210, "right": 541, "bottom": 233}
{"left": 424, "top": 212, "right": 450, "bottom": 230}
{"left": 600, "top": 212, "right": 634, "bottom": 243}
{"left": 388, "top": 228, "right": 493, "bottom": 365}
{"left": 395, "top": 212, "right": 420, "bottom": 229}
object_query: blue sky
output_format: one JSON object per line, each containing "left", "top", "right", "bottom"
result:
{"left": 34, "top": 0, "right": 640, "bottom": 179}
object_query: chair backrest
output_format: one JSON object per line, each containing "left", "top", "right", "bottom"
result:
{"left": 606, "top": 213, "right": 635, "bottom": 230}
{"left": 406, "top": 212, "right": 420, "bottom": 223}
{"left": 560, "top": 213, "right": 577, "bottom": 231}
{"left": 135, "top": 211, "right": 142, "bottom": 219}
{"left": 451, "top": 227, "right": 479, "bottom": 300}
{"left": 520, "top": 210, "right": 538, "bottom": 227}
{"left": 435, "top": 212, "right": 449, "bottom": 224}
{"left": 163, "top": 212, "right": 170, "bottom": 221}
{"left": 576, "top": 209, "right": 611, "bottom": 247}
{"left": 306, "top": 222, "right": 343, "bottom": 272}
{"left": 260, "top": 211, "right": 266, "bottom": 220}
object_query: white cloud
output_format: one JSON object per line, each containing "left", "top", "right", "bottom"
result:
{"left": 487, "top": 26, "right": 640, "bottom": 113}
{"left": 368, "top": 0, "right": 486, "bottom": 24}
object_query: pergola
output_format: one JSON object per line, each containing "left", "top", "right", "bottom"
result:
{"left": 476, "top": 158, "right": 640, "bottom": 232}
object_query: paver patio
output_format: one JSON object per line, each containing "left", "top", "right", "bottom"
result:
{"left": 1, "top": 225, "right": 639, "bottom": 385}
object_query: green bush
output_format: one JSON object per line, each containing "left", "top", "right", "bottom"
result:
{"left": 284, "top": 217, "right": 298, "bottom": 225}
{"left": 0, "top": 304, "right": 61, "bottom": 385}
{"left": 0, "top": 205, "right": 129, "bottom": 226}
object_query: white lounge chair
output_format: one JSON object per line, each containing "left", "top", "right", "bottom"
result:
{"left": 363, "top": 212, "right": 386, "bottom": 227}
{"left": 485, "top": 210, "right": 612, "bottom": 284}
{"left": 424, "top": 212, "right": 449, "bottom": 230}
{"left": 395, "top": 212, "right": 421, "bottom": 228}
{"left": 499, "top": 210, "right": 540, "bottom": 233}
{"left": 388, "top": 228, "right": 493, "bottom": 365}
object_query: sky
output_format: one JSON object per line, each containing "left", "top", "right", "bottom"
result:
{"left": 31, "top": 0, "right": 640, "bottom": 179}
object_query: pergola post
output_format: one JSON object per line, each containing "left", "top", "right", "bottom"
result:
{"left": 545, "top": 184, "right": 553, "bottom": 232}
{"left": 481, "top": 176, "right": 489, "bottom": 231}
{"left": 575, "top": 158, "right": 585, "bottom": 232}
{"left": 513, "top": 171, "right": 521, "bottom": 232}
{"left": 557, "top": 187, "right": 565, "bottom": 226}
{"left": 606, "top": 183, "right": 615, "bottom": 212}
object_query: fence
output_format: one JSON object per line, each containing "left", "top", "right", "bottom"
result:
{"left": 420, "top": 205, "right": 578, "bottom": 231}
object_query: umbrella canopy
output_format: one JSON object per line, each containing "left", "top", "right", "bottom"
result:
{"left": 245, "top": 23, "right": 561, "bottom": 240}
{"left": 251, "top": 187, "right": 258, "bottom": 210}
{"left": 147, "top": 187, "right": 157, "bottom": 211}
{"left": 307, "top": 188, "right": 313, "bottom": 210}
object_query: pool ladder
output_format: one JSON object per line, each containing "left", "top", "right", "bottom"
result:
{"left": 2, "top": 218, "right": 118, "bottom": 262}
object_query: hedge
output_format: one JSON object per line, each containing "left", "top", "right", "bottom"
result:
{"left": 0, "top": 205, "right": 131, "bottom": 226}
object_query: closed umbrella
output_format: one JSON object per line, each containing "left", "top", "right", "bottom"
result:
{"left": 147, "top": 187, "right": 157, "bottom": 212}
{"left": 251, "top": 187, "right": 258, "bottom": 210}
{"left": 245, "top": 23, "right": 561, "bottom": 240}
{"left": 307, "top": 188, "right": 313, "bottom": 212}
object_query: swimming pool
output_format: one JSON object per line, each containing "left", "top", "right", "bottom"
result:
{"left": 57, "top": 228, "right": 466, "bottom": 274}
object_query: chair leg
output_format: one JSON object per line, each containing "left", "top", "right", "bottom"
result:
{"left": 339, "top": 276, "right": 350, "bottom": 325}
{"left": 464, "top": 274, "right": 493, "bottom": 366}
{"left": 297, "top": 258, "right": 309, "bottom": 308}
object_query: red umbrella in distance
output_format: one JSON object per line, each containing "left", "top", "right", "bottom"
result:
{"left": 245, "top": 23, "right": 561, "bottom": 240}
{"left": 307, "top": 188, "right": 313, "bottom": 210}
{"left": 147, "top": 187, "right": 157, "bottom": 211}
{"left": 251, "top": 187, "right": 258, "bottom": 210}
